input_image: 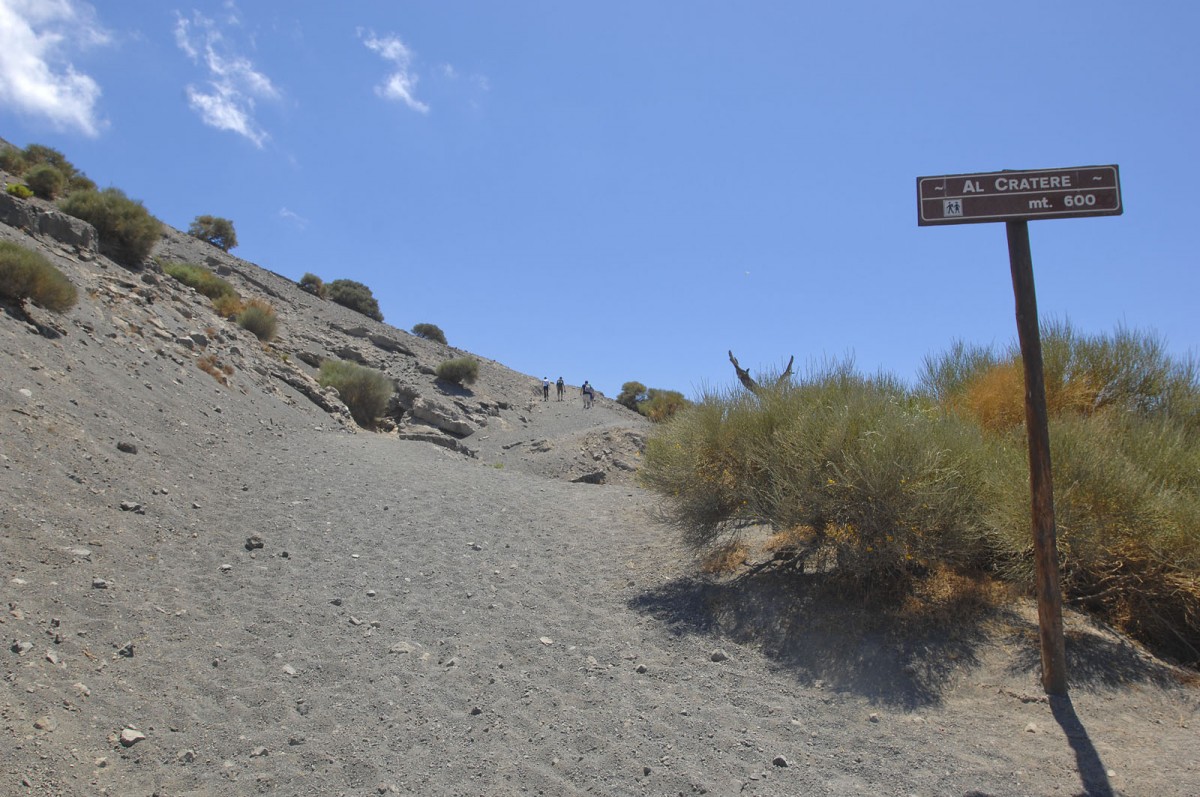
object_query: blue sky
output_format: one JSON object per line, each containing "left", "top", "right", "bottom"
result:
{"left": 1, "top": 1, "right": 1196, "bottom": 398}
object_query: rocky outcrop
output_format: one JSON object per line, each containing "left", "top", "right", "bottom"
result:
{"left": 269, "top": 368, "right": 356, "bottom": 428}
{"left": 406, "top": 397, "right": 478, "bottom": 438}
{"left": 0, "top": 192, "right": 97, "bottom": 252}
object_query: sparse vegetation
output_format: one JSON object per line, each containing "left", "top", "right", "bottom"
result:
{"left": 0, "top": 241, "right": 78, "bottom": 314}
{"left": 1, "top": 143, "right": 94, "bottom": 193}
{"left": 640, "top": 389, "right": 690, "bottom": 422}
{"left": 436, "top": 357, "right": 479, "bottom": 386}
{"left": 5, "top": 183, "right": 33, "bottom": 199}
{"left": 197, "top": 353, "right": 234, "bottom": 386}
{"left": 299, "top": 272, "right": 326, "bottom": 298}
{"left": 617, "top": 381, "right": 647, "bottom": 411}
{"left": 642, "top": 325, "right": 1200, "bottom": 665}
{"left": 162, "top": 262, "right": 237, "bottom": 301}
{"left": 188, "top": 215, "right": 238, "bottom": 252}
{"left": 411, "top": 322, "right": 447, "bottom": 345}
{"left": 236, "top": 299, "right": 278, "bottom": 342}
{"left": 699, "top": 542, "right": 750, "bottom": 575}
{"left": 0, "top": 146, "right": 28, "bottom": 175}
{"left": 617, "top": 380, "right": 690, "bottom": 421}
{"left": 23, "top": 164, "right": 66, "bottom": 200}
{"left": 318, "top": 359, "right": 395, "bottom": 428}
{"left": 212, "top": 294, "right": 243, "bottom": 319}
{"left": 327, "top": 278, "right": 383, "bottom": 321}
{"left": 60, "top": 187, "right": 160, "bottom": 268}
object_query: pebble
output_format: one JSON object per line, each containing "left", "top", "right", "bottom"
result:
{"left": 119, "top": 728, "right": 147, "bottom": 747}
{"left": 635, "top": 664, "right": 648, "bottom": 674}
{"left": 177, "top": 749, "right": 196, "bottom": 763}
{"left": 1025, "top": 722, "right": 1039, "bottom": 733}
{"left": 117, "top": 441, "right": 138, "bottom": 454}
{"left": 869, "top": 713, "right": 880, "bottom": 723}
{"left": 772, "top": 755, "right": 789, "bottom": 767}
{"left": 10, "top": 640, "right": 33, "bottom": 655}
{"left": 92, "top": 578, "right": 109, "bottom": 589}
{"left": 540, "top": 637, "right": 554, "bottom": 646}
{"left": 245, "top": 535, "right": 265, "bottom": 550}
{"left": 219, "top": 564, "right": 233, "bottom": 572}
{"left": 34, "top": 716, "right": 56, "bottom": 731}
{"left": 250, "top": 746, "right": 268, "bottom": 758}
{"left": 119, "top": 500, "right": 144, "bottom": 514}
{"left": 710, "top": 649, "right": 729, "bottom": 663}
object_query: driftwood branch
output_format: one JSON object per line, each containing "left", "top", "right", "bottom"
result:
{"left": 728, "top": 351, "right": 794, "bottom": 395}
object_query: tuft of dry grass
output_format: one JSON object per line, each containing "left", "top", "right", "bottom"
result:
{"left": 700, "top": 542, "right": 750, "bottom": 575}
{"left": 211, "top": 293, "right": 243, "bottom": 319}
{"left": 895, "top": 565, "right": 1015, "bottom": 627}
{"left": 197, "top": 354, "right": 234, "bottom": 386}
{"left": 763, "top": 525, "right": 816, "bottom": 565}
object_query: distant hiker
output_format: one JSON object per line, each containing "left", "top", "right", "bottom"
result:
{"left": 556, "top": 376, "right": 565, "bottom": 401}
{"left": 542, "top": 377, "right": 550, "bottom": 401}
{"left": 581, "top": 381, "right": 594, "bottom": 409}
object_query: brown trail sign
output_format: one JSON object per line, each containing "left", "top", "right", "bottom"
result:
{"left": 917, "top": 164, "right": 1124, "bottom": 696}
{"left": 918, "top": 165, "right": 1121, "bottom": 226}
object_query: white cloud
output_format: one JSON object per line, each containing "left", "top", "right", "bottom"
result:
{"left": 278, "top": 207, "right": 308, "bottom": 229}
{"left": 359, "top": 30, "right": 429, "bottom": 114}
{"left": 0, "top": 0, "right": 108, "bottom": 136}
{"left": 175, "top": 10, "right": 278, "bottom": 147}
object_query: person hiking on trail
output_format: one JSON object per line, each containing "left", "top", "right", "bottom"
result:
{"left": 556, "top": 376, "right": 565, "bottom": 401}
{"left": 581, "top": 381, "right": 594, "bottom": 409}
{"left": 542, "top": 377, "right": 550, "bottom": 401}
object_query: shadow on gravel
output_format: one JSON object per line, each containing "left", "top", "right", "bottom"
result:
{"left": 1004, "top": 621, "right": 1184, "bottom": 690}
{"left": 628, "top": 566, "right": 1008, "bottom": 708}
{"left": 434, "top": 380, "right": 475, "bottom": 398}
{"left": 1049, "top": 695, "right": 1117, "bottom": 797}
{"left": 631, "top": 564, "right": 1187, "bottom": 710}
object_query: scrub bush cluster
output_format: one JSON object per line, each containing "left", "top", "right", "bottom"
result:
{"left": 641, "top": 324, "right": 1200, "bottom": 666}
{"left": 0, "top": 241, "right": 78, "bottom": 314}
{"left": 319, "top": 359, "right": 395, "bottom": 428}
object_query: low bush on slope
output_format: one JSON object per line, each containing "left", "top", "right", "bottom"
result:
{"left": 0, "top": 241, "right": 77, "bottom": 314}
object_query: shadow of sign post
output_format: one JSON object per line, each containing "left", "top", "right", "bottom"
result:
{"left": 917, "top": 165, "right": 1124, "bottom": 696}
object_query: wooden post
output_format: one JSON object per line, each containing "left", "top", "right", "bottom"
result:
{"left": 1006, "top": 219, "right": 1069, "bottom": 696}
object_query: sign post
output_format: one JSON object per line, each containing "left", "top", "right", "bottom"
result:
{"left": 916, "top": 165, "right": 1123, "bottom": 696}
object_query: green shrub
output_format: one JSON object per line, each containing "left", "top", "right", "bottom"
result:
{"left": 67, "top": 174, "right": 96, "bottom": 193}
{"left": 162, "top": 261, "right": 237, "bottom": 300}
{"left": 436, "top": 357, "right": 479, "bottom": 386}
{"left": 318, "top": 359, "right": 395, "bottom": 428}
{"left": 617, "top": 381, "right": 647, "bottom": 411}
{"left": 0, "top": 147, "right": 28, "bottom": 175}
{"left": 0, "top": 241, "right": 77, "bottom": 314}
{"left": 236, "top": 299, "right": 277, "bottom": 342}
{"left": 299, "top": 272, "right": 326, "bottom": 298}
{"left": 641, "top": 368, "right": 993, "bottom": 593}
{"left": 327, "top": 279, "right": 383, "bottom": 321}
{"left": 188, "top": 214, "right": 238, "bottom": 252}
{"left": 6, "top": 183, "right": 33, "bottom": 199}
{"left": 60, "top": 188, "right": 160, "bottom": 268}
{"left": 21, "top": 144, "right": 73, "bottom": 175}
{"left": 647, "top": 328, "right": 1200, "bottom": 663}
{"left": 411, "top": 322, "right": 447, "bottom": 345}
{"left": 24, "top": 164, "right": 66, "bottom": 200}
{"left": 640, "top": 388, "right": 690, "bottom": 422}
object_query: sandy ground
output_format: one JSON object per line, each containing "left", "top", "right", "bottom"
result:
{"left": 1, "top": 205, "right": 1198, "bottom": 796}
